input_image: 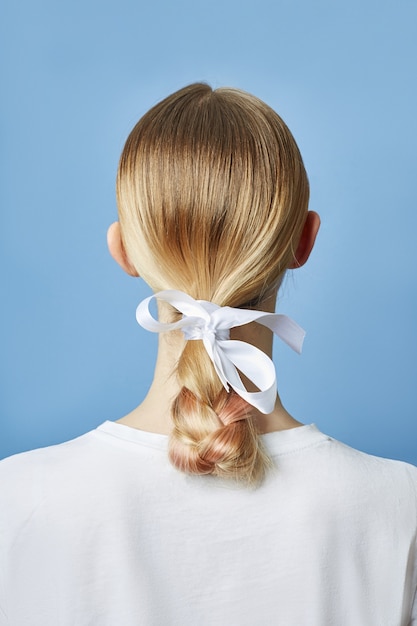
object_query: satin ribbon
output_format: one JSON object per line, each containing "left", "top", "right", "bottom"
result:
{"left": 136, "top": 290, "right": 305, "bottom": 414}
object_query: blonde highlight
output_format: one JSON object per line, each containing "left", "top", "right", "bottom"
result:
{"left": 117, "top": 83, "right": 309, "bottom": 485}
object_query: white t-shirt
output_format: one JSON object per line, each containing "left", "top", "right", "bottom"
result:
{"left": 0, "top": 420, "right": 416, "bottom": 626}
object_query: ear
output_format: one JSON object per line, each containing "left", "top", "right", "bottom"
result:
{"left": 107, "top": 221, "right": 139, "bottom": 277}
{"left": 289, "top": 211, "right": 321, "bottom": 269}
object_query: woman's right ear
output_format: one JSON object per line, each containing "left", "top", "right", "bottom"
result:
{"left": 107, "top": 222, "right": 140, "bottom": 277}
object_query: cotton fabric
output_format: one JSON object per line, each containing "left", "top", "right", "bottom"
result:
{"left": 0, "top": 421, "right": 416, "bottom": 626}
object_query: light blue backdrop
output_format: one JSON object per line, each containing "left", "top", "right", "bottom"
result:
{"left": 1, "top": 0, "right": 416, "bottom": 462}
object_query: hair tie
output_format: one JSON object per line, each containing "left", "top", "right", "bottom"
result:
{"left": 136, "top": 290, "right": 305, "bottom": 414}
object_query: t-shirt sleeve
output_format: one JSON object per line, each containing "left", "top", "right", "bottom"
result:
{"left": 411, "top": 572, "right": 417, "bottom": 625}
{"left": 0, "top": 468, "right": 10, "bottom": 624}
{"left": 0, "top": 485, "right": 7, "bottom": 624}
{"left": 0, "top": 561, "right": 6, "bottom": 626}
{"left": 0, "top": 453, "right": 27, "bottom": 626}
{"left": 411, "top": 543, "right": 417, "bottom": 625}
{"left": 408, "top": 464, "right": 417, "bottom": 625}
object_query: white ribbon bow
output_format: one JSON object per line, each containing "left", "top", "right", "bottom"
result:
{"left": 136, "top": 290, "right": 305, "bottom": 414}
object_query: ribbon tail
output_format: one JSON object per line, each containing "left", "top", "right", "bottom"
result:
{"left": 257, "top": 314, "right": 305, "bottom": 354}
{"left": 203, "top": 337, "right": 230, "bottom": 392}
{"left": 215, "top": 340, "right": 278, "bottom": 414}
{"left": 229, "top": 383, "right": 277, "bottom": 414}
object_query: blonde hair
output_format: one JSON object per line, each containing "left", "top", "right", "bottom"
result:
{"left": 116, "top": 83, "right": 309, "bottom": 485}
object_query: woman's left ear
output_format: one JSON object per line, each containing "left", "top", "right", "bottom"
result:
{"left": 107, "top": 222, "right": 139, "bottom": 277}
{"left": 289, "top": 211, "right": 321, "bottom": 269}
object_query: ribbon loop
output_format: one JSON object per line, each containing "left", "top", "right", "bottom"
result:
{"left": 136, "top": 290, "right": 305, "bottom": 414}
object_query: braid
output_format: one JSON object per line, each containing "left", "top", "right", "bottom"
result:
{"left": 168, "top": 340, "right": 272, "bottom": 485}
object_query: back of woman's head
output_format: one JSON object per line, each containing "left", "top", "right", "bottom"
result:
{"left": 117, "top": 83, "right": 309, "bottom": 485}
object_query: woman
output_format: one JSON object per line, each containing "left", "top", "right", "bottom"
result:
{"left": 1, "top": 83, "right": 416, "bottom": 625}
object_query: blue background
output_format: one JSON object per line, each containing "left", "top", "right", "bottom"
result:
{"left": 1, "top": 0, "right": 416, "bottom": 462}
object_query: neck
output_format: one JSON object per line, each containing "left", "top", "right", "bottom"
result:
{"left": 117, "top": 301, "right": 304, "bottom": 434}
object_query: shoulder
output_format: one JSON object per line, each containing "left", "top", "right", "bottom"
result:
{"left": 327, "top": 436, "right": 417, "bottom": 484}
{"left": 0, "top": 427, "right": 98, "bottom": 478}
{"left": 273, "top": 425, "right": 417, "bottom": 523}
{"left": 315, "top": 435, "right": 417, "bottom": 522}
{"left": 274, "top": 424, "right": 417, "bottom": 497}
{"left": 0, "top": 428, "right": 104, "bottom": 526}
